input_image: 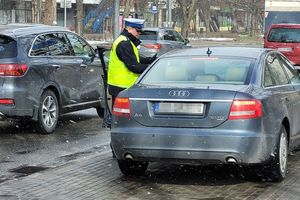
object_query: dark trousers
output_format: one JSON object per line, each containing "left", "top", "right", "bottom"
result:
{"left": 108, "top": 84, "right": 126, "bottom": 108}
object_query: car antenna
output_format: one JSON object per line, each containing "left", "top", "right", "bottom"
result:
{"left": 207, "top": 48, "right": 212, "bottom": 57}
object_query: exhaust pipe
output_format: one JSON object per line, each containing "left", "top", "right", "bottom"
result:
{"left": 124, "top": 153, "right": 134, "bottom": 161}
{"left": 226, "top": 157, "right": 237, "bottom": 164}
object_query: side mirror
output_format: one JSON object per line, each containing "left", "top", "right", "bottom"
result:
{"left": 184, "top": 38, "right": 189, "bottom": 45}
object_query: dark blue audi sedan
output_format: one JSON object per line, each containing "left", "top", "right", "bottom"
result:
{"left": 111, "top": 47, "right": 300, "bottom": 182}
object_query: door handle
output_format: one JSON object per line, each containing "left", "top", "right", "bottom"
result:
{"left": 280, "top": 97, "right": 289, "bottom": 102}
{"left": 80, "top": 64, "right": 88, "bottom": 68}
{"left": 51, "top": 64, "right": 61, "bottom": 70}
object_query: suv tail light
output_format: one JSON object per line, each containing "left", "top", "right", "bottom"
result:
{"left": 0, "top": 64, "right": 28, "bottom": 76}
{"left": 228, "top": 100, "right": 262, "bottom": 120}
{"left": 112, "top": 97, "right": 131, "bottom": 117}
{"left": 143, "top": 43, "right": 162, "bottom": 50}
{"left": 0, "top": 98, "right": 14, "bottom": 105}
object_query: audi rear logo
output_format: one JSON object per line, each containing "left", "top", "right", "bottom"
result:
{"left": 168, "top": 90, "right": 190, "bottom": 97}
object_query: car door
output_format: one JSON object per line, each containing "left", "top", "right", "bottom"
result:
{"left": 65, "top": 32, "right": 103, "bottom": 104}
{"left": 277, "top": 54, "right": 300, "bottom": 146}
{"left": 264, "top": 53, "right": 300, "bottom": 145}
{"left": 43, "top": 33, "right": 82, "bottom": 107}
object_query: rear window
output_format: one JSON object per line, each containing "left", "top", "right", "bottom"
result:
{"left": 0, "top": 35, "right": 17, "bottom": 58}
{"left": 268, "top": 28, "right": 300, "bottom": 43}
{"left": 139, "top": 31, "right": 157, "bottom": 40}
{"left": 140, "top": 56, "right": 253, "bottom": 85}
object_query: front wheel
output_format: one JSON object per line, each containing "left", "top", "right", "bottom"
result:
{"left": 36, "top": 90, "right": 59, "bottom": 134}
{"left": 117, "top": 160, "right": 149, "bottom": 176}
{"left": 265, "top": 126, "right": 288, "bottom": 182}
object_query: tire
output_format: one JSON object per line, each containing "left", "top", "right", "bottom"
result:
{"left": 96, "top": 106, "right": 104, "bottom": 118}
{"left": 117, "top": 159, "right": 149, "bottom": 176}
{"left": 37, "top": 90, "right": 59, "bottom": 134}
{"left": 265, "top": 126, "right": 288, "bottom": 182}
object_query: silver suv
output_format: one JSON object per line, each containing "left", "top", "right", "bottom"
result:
{"left": 0, "top": 24, "right": 105, "bottom": 134}
{"left": 139, "top": 27, "right": 190, "bottom": 57}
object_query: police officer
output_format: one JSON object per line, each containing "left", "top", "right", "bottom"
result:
{"left": 108, "top": 18, "right": 156, "bottom": 106}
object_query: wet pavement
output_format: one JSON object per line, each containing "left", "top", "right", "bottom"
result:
{"left": 1, "top": 110, "right": 300, "bottom": 199}
{"left": 1, "top": 144, "right": 300, "bottom": 200}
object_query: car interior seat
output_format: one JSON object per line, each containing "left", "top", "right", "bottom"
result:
{"left": 194, "top": 74, "right": 219, "bottom": 82}
{"left": 164, "top": 66, "right": 188, "bottom": 81}
{"left": 224, "top": 66, "right": 247, "bottom": 82}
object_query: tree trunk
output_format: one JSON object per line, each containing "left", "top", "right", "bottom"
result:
{"left": 123, "top": 0, "right": 133, "bottom": 19}
{"left": 75, "top": 0, "right": 83, "bottom": 35}
{"left": 42, "top": 0, "right": 56, "bottom": 25}
{"left": 32, "top": 0, "right": 42, "bottom": 23}
{"left": 178, "top": 0, "right": 197, "bottom": 38}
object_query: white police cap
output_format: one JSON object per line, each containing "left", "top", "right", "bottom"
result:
{"left": 124, "top": 18, "right": 145, "bottom": 29}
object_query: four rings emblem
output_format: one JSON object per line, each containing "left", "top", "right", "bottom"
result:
{"left": 168, "top": 90, "right": 190, "bottom": 97}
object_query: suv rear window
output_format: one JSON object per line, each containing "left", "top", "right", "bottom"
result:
{"left": 139, "top": 31, "right": 157, "bottom": 40}
{"left": 0, "top": 35, "right": 17, "bottom": 58}
{"left": 268, "top": 28, "right": 300, "bottom": 43}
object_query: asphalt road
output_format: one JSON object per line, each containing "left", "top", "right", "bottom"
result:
{"left": 1, "top": 108, "right": 300, "bottom": 199}
{"left": 0, "top": 108, "right": 110, "bottom": 182}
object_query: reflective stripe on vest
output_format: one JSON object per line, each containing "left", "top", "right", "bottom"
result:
{"left": 108, "top": 35, "right": 140, "bottom": 88}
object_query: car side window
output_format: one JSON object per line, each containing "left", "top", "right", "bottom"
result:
{"left": 278, "top": 54, "right": 300, "bottom": 83}
{"left": 45, "top": 33, "right": 72, "bottom": 56}
{"left": 171, "top": 30, "right": 185, "bottom": 42}
{"left": 265, "top": 54, "right": 289, "bottom": 86}
{"left": 31, "top": 35, "right": 50, "bottom": 56}
{"left": 264, "top": 63, "right": 275, "bottom": 87}
{"left": 66, "top": 33, "right": 93, "bottom": 57}
{"left": 163, "top": 30, "right": 176, "bottom": 41}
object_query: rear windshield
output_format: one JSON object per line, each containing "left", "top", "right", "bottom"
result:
{"left": 268, "top": 28, "right": 300, "bottom": 43}
{"left": 139, "top": 31, "right": 157, "bottom": 40}
{"left": 140, "top": 56, "right": 253, "bottom": 85}
{"left": 0, "top": 35, "right": 17, "bottom": 58}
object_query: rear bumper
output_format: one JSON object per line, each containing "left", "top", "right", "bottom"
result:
{"left": 0, "top": 108, "right": 34, "bottom": 120}
{"left": 111, "top": 127, "right": 276, "bottom": 165}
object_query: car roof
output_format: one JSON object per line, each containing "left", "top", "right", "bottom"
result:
{"left": 0, "top": 23, "right": 69, "bottom": 38}
{"left": 142, "top": 27, "right": 174, "bottom": 32}
{"left": 161, "top": 47, "right": 270, "bottom": 59}
{"left": 269, "top": 23, "right": 300, "bottom": 28}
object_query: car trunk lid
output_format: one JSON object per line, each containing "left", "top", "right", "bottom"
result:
{"left": 129, "top": 85, "right": 246, "bottom": 128}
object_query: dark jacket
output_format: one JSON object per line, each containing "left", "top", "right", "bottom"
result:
{"left": 109, "top": 29, "right": 154, "bottom": 97}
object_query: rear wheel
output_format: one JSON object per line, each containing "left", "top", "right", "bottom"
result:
{"left": 117, "top": 160, "right": 149, "bottom": 176}
{"left": 265, "top": 126, "right": 288, "bottom": 182}
{"left": 37, "top": 90, "right": 59, "bottom": 134}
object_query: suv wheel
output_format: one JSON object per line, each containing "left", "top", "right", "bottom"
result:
{"left": 37, "top": 90, "right": 59, "bottom": 134}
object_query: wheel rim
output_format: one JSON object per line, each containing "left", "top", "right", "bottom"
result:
{"left": 42, "top": 96, "right": 57, "bottom": 128}
{"left": 279, "top": 131, "right": 288, "bottom": 175}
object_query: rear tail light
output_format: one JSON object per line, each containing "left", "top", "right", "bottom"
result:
{"left": 228, "top": 99, "right": 262, "bottom": 120}
{"left": 143, "top": 43, "right": 162, "bottom": 50}
{"left": 0, "top": 64, "right": 28, "bottom": 76}
{"left": 112, "top": 97, "right": 131, "bottom": 117}
{"left": 0, "top": 99, "right": 14, "bottom": 105}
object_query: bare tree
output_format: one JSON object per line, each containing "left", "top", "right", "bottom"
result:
{"left": 123, "top": 0, "right": 134, "bottom": 19}
{"left": 42, "top": 0, "right": 56, "bottom": 25}
{"left": 225, "top": 0, "right": 264, "bottom": 36}
{"left": 32, "top": 0, "right": 42, "bottom": 24}
{"left": 75, "top": 0, "right": 84, "bottom": 35}
{"left": 176, "top": 0, "right": 197, "bottom": 37}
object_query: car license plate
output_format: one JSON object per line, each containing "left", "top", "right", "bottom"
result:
{"left": 278, "top": 47, "right": 292, "bottom": 52}
{"left": 154, "top": 102, "right": 204, "bottom": 115}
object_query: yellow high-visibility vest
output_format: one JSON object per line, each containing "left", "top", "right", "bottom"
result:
{"left": 108, "top": 35, "right": 140, "bottom": 88}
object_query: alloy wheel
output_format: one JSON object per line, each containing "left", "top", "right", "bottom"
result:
{"left": 42, "top": 95, "right": 57, "bottom": 128}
